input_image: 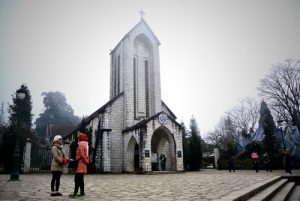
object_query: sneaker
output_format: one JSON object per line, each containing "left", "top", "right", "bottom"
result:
{"left": 56, "top": 192, "right": 62, "bottom": 196}
{"left": 51, "top": 192, "right": 57, "bottom": 196}
{"left": 80, "top": 193, "right": 85, "bottom": 196}
{"left": 69, "top": 193, "right": 80, "bottom": 198}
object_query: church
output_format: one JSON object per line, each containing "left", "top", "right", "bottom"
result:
{"left": 72, "top": 16, "right": 184, "bottom": 173}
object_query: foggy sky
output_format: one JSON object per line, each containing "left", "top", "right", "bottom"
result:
{"left": 0, "top": 0, "right": 300, "bottom": 136}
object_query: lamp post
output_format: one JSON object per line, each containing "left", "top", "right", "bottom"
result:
{"left": 277, "top": 120, "right": 286, "bottom": 151}
{"left": 10, "top": 85, "right": 26, "bottom": 181}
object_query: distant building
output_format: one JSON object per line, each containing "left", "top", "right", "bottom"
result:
{"left": 47, "top": 124, "right": 78, "bottom": 144}
{"left": 68, "top": 17, "right": 184, "bottom": 173}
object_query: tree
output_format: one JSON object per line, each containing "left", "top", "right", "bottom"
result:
{"left": 0, "top": 102, "right": 8, "bottom": 167}
{"left": 2, "top": 85, "right": 36, "bottom": 172}
{"left": 227, "top": 97, "right": 259, "bottom": 133}
{"left": 259, "top": 101, "right": 277, "bottom": 160}
{"left": 258, "top": 59, "right": 300, "bottom": 130}
{"left": 181, "top": 121, "right": 191, "bottom": 170}
{"left": 189, "top": 116, "right": 202, "bottom": 170}
{"left": 35, "top": 91, "right": 81, "bottom": 140}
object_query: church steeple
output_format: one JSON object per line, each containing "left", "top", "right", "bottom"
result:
{"left": 109, "top": 17, "right": 162, "bottom": 126}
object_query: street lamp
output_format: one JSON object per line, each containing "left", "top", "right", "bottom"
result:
{"left": 10, "top": 85, "right": 26, "bottom": 181}
{"left": 277, "top": 120, "right": 286, "bottom": 151}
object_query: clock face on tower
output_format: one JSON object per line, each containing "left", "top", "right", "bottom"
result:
{"left": 159, "top": 113, "right": 168, "bottom": 124}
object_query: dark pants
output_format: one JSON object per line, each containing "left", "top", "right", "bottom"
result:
{"left": 51, "top": 171, "right": 62, "bottom": 192}
{"left": 74, "top": 173, "right": 84, "bottom": 195}
{"left": 265, "top": 162, "right": 272, "bottom": 172}
{"left": 229, "top": 162, "right": 235, "bottom": 172}
{"left": 254, "top": 162, "right": 259, "bottom": 172}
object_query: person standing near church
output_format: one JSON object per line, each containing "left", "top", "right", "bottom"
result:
{"left": 50, "top": 135, "right": 69, "bottom": 196}
{"left": 263, "top": 152, "right": 272, "bottom": 172}
{"left": 251, "top": 151, "right": 259, "bottom": 173}
{"left": 159, "top": 154, "right": 166, "bottom": 171}
{"left": 71, "top": 133, "right": 89, "bottom": 197}
{"left": 228, "top": 155, "right": 235, "bottom": 172}
{"left": 284, "top": 149, "right": 292, "bottom": 174}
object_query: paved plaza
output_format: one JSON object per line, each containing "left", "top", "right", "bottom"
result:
{"left": 0, "top": 169, "right": 299, "bottom": 201}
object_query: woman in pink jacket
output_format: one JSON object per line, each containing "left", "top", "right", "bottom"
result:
{"left": 72, "top": 133, "right": 89, "bottom": 197}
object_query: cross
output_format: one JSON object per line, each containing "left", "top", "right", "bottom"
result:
{"left": 139, "top": 10, "right": 145, "bottom": 19}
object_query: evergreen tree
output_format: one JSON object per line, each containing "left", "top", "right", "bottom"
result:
{"left": 223, "top": 116, "right": 237, "bottom": 158}
{"left": 189, "top": 116, "right": 202, "bottom": 170}
{"left": 35, "top": 91, "right": 81, "bottom": 141}
{"left": 259, "top": 101, "right": 276, "bottom": 160}
{"left": 181, "top": 121, "right": 191, "bottom": 171}
{"left": 2, "top": 85, "right": 36, "bottom": 172}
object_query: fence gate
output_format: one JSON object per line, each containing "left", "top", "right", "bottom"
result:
{"left": 30, "top": 143, "right": 52, "bottom": 173}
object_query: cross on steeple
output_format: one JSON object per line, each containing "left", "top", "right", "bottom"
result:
{"left": 139, "top": 10, "right": 145, "bottom": 19}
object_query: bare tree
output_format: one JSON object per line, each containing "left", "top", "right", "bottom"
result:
{"left": 206, "top": 115, "right": 239, "bottom": 149}
{"left": 258, "top": 59, "right": 300, "bottom": 129}
{"left": 205, "top": 130, "right": 222, "bottom": 147}
{"left": 227, "top": 97, "right": 259, "bottom": 133}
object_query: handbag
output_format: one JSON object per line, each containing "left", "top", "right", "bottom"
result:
{"left": 68, "top": 158, "right": 80, "bottom": 169}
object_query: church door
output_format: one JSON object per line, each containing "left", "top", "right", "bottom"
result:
{"left": 127, "top": 136, "right": 139, "bottom": 172}
{"left": 151, "top": 126, "right": 176, "bottom": 171}
{"left": 134, "top": 143, "right": 139, "bottom": 171}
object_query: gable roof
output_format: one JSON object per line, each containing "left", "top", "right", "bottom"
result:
{"left": 83, "top": 92, "right": 124, "bottom": 124}
{"left": 63, "top": 92, "right": 124, "bottom": 139}
{"left": 48, "top": 124, "right": 79, "bottom": 140}
{"left": 122, "top": 111, "right": 182, "bottom": 133}
{"left": 111, "top": 18, "right": 161, "bottom": 54}
{"left": 161, "top": 100, "right": 177, "bottom": 119}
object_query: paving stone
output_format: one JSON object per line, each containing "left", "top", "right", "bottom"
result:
{"left": 0, "top": 169, "right": 299, "bottom": 200}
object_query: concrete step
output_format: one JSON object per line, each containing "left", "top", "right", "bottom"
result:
{"left": 248, "top": 179, "right": 288, "bottom": 201}
{"left": 216, "top": 176, "right": 282, "bottom": 201}
{"left": 269, "top": 182, "right": 296, "bottom": 201}
{"left": 247, "top": 179, "right": 289, "bottom": 201}
{"left": 287, "top": 185, "right": 300, "bottom": 201}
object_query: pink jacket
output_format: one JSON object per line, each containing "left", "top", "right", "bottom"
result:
{"left": 75, "top": 142, "right": 89, "bottom": 174}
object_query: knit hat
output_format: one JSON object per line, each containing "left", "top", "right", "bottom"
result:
{"left": 79, "top": 133, "right": 88, "bottom": 141}
{"left": 53, "top": 135, "right": 62, "bottom": 142}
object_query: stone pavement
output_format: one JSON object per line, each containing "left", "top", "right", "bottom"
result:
{"left": 0, "top": 169, "right": 299, "bottom": 201}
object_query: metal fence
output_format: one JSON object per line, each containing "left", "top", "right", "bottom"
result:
{"left": 30, "top": 143, "right": 52, "bottom": 173}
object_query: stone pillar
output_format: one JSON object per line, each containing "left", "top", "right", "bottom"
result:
{"left": 214, "top": 148, "right": 220, "bottom": 169}
{"left": 23, "top": 138, "right": 31, "bottom": 173}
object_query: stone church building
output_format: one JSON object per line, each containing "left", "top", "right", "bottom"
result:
{"left": 74, "top": 17, "right": 183, "bottom": 173}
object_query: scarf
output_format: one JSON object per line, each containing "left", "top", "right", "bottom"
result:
{"left": 52, "top": 141, "right": 64, "bottom": 150}
{"left": 78, "top": 141, "right": 89, "bottom": 156}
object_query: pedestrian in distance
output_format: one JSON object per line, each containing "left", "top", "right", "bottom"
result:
{"left": 70, "top": 133, "right": 89, "bottom": 198}
{"left": 263, "top": 152, "right": 272, "bottom": 172}
{"left": 251, "top": 151, "right": 259, "bottom": 173}
{"left": 228, "top": 155, "right": 235, "bottom": 172}
{"left": 159, "top": 154, "right": 167, "bottom": 171}
{"left": 283, "top": 149, "right": 292, "bottom": 174}
{"left": 50, "top": 135, "right": 69, "bottom": 196}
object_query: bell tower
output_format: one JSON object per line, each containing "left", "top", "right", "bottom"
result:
{"left": 110, "top": 17, "right": 162, "bottom": 127}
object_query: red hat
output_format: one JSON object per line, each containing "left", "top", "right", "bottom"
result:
{"left": 79, "top": 133, "right": 88, "bottom": 141}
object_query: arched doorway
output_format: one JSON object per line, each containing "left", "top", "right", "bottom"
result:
{"left": 151, "top": 126, "right": 176, "bottom": 171}
{"left": 127, "top": 136, "right": 139, "bottom": 172}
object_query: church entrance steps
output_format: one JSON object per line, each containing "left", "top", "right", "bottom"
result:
{"left": 216, "top": 175, "right": 300, "bottom": 201}
{"left": 269, "top": 182, "right": 296, "bottom": 201}
{"left": 287, "top": 185, "right": 300, "bottom": 201}
{"left": 248, "top": 179, "right": 288, "bottom": 201}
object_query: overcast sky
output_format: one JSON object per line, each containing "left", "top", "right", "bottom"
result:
{"left": 0, "top": 0, "right": 300, "bottom": 136}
